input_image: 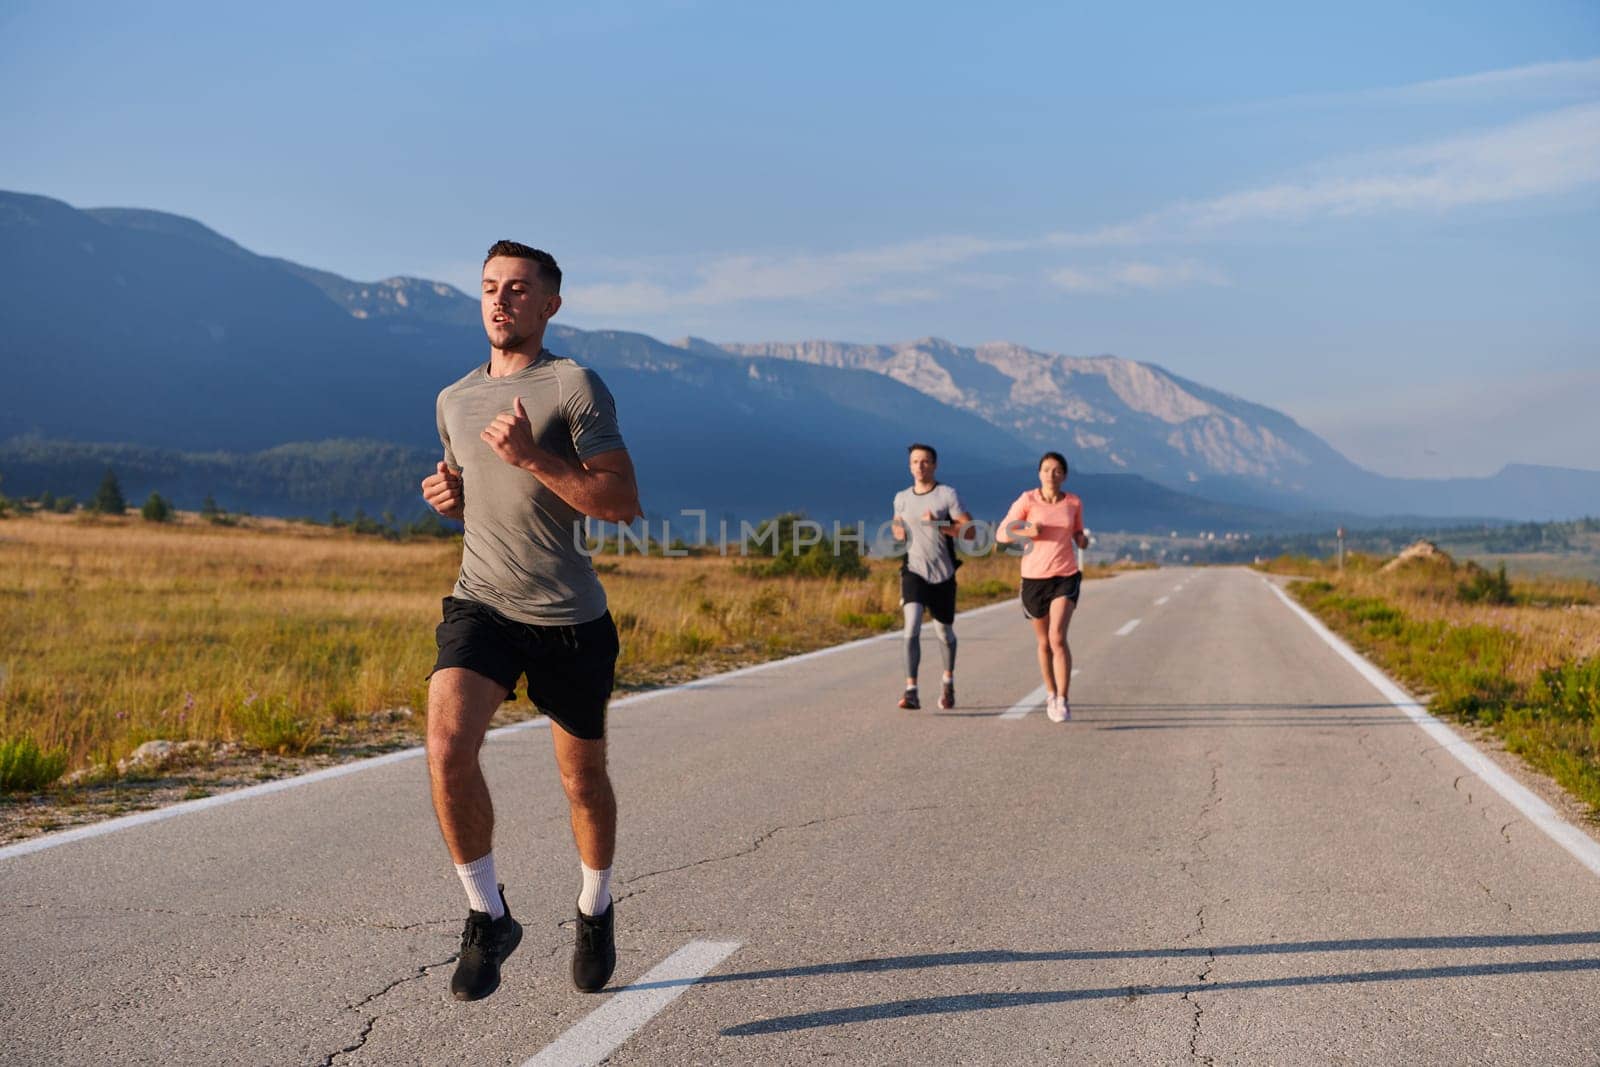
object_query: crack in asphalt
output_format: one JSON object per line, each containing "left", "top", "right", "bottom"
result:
{"left": 1354, "top": 729, "right": 1394, "bottom": 788}
{"left": 1474, "top": 880, "right": 1514, "bottom": 917}
{"left": 613, "top": 803, "right": 943, "bottom": 903}
{"left": 1176, "top": 749, "right": 1222, "bottom": 1066}
{"left": 323, "top": 951, "right": 458, "bottom": 1066}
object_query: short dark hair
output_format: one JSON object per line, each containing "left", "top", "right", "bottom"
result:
{"left": 1039, "top": 451, "right": 1069, "bottom": 476}
{"left": 483, "top": 240, "right": 562, "bottom": 293}
{"left": 908, "top": 443, "right": 938, "bottom": 464}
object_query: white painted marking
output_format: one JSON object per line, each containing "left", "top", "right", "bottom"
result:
{"left": 999, "top": 684, "right": 1049, "bottom": 721}
{"left": 1, "top": 599, "right": 1023, "bottom": 861}
{"left": 1115, "top": 618, "right": 1141, "bottom": 637}
{"left": 1265, "top": 578, "right": 1600, "bottom": 880}
{"left": 999, "top": 670, "right": 1081, "bottom": 721}
{"left": 1154, "top": 596, "right": 1169, "bottom": 606}
{"left": 524, "top": 940, "right": 740, "bottom": 1066}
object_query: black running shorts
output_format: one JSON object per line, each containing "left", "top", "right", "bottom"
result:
{"left": 1020, "top": 573, "right": 1082, "bottom": 620}
{"left": 431, "top": 596, "right": 619, "bottom": 740}
{"left": 900, "top": 570, "right": 957, "bottom": 626}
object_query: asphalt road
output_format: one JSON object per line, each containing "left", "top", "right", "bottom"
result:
{"left": 3, "top": 566, "right": 1599, "bottom": 1065}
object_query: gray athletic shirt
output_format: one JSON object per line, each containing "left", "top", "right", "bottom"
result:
{"left": 436, "top": 353, "right": 625, "bottom": 625}
{"left": 892, "top": 483, "right": 966, "bottom": 584}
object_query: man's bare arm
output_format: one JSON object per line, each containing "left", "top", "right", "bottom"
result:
{"left": 480, "top": 398, "right": 643, "bottom": 522}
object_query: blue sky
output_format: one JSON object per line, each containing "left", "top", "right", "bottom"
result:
{"left": 3, "top": 1, "right": 1597, "bottom": 478}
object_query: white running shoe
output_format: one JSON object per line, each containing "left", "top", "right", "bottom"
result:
{"left": 1046, "top": 695, "right": 1066, "bottom": 723}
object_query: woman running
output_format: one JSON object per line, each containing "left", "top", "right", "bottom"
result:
{"left": 997, "top": 452, "right": 1088, "bottom": 722}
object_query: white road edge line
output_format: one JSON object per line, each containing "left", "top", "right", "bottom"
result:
{"left": 1264, "top": 578, "right": 1600, "bottom": 880}
{"left": 1, "top": 598, "right": 1025, "bottom": 862}
{"left": 1115, "top": 618, "right": 1141, "bottom": 637}
{"left": 1154, "top": 596, "right": 1169, "bottom": 606}
{"left": 524, "top": 939, "right": 741, "bottom": 1067}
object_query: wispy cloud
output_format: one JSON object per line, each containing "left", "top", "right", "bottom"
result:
{"left": 1280, "top": 57, "right": 1600, "bottom": 109}
{"left": 1048, "top": 101, "right": 1600, "bottom": 243}
{"left": 567, "top": 92, "right": 1600, "bottom": 316}
{"left": 1049, "top": 260, "right": 1229, "bottom": 294}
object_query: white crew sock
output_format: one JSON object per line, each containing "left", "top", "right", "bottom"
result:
{"left": 454, "top": 852, "right": 505, "bottom": 919}
{"left": 578, "top": 863, "right": 613, "bottom": 917}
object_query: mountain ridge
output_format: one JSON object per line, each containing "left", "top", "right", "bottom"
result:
{"left": 2, "top": 190, "right": 1593, "bottom": 524}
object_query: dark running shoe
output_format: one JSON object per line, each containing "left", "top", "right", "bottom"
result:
{"left": 939, "top": 681, "right": 955, "bottom": 710}
{"left": 572, "top": 902, "right": 617, "bottom": 993}
{"left": 450, "top": 886, "right": 522, "bottom": 1002}
{"left": 897, "top": 688, "right": 920, "bottom": 710}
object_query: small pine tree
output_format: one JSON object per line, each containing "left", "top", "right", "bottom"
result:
{"left": 141, "top": 491, "right": 173, "bottom": 522}
{"left": 200, "top": 493, "right": 221, "bottom": 520}
{"left": 92, "top": 470, "right": 127, "bottom": 515}
{"left": 38, "top": 490, "right": 56, "bottom": 511}
{"left": 53, "top": 495, "right": 76, "bottom": 514}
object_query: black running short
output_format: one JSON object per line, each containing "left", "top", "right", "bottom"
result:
{"left": 431, "top": 596, "right": 619, "bottom": 740}
{"left": 900, "top": 570, "right": 957, "bottom": 626}
{"left": 1021, "top": 573, "right": 1082, "bottom": 620}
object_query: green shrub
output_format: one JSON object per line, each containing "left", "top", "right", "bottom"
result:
{"left": 141, "top": 491, "right": 173, "bottom": 522}
{"left": 837, "top": 610, "right": 898, "bottom": 631}
{"left": 234, "top": 696, "right": 322, "bottom": 755}
{"left": 91, "top": 470, "right": 126, "bottom": 515}
{"left": 1458, "top": 561, "right": 1514, "bottom": 605}
{"left": 1529, "top": 657, "right": 1600, "bottom": 722}
{"left": 0, "top": 734, "right": 69, "bottom": 793}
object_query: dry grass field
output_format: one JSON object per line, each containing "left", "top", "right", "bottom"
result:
{"left": 0, "top": 512, "right": 1047, "bottom": 784}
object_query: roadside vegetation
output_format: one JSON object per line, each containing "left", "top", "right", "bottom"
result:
{"left": 0, "top": 508, "right": 1119, "bottom": 797}
{"left": 1257, "top": 549, "right": 1600, "bottom": 815}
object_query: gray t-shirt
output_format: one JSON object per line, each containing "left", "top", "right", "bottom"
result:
{"left": 436, "top": 353, "right": 626, "bottom": 625}
{"left": 892, "top": 483, "right": 966, "bottom": 584}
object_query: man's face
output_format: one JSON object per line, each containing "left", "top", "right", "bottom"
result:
{"left": 909, "top": 449, "right": 936, "bottom": 483}
{"left": 481, "top": 256, "right": 560, "bottom": 350}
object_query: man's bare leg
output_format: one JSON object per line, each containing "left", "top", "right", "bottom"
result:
{"left": 428, "top": 667, "right": 521, "bottom": 1002}
{"left": 552, "top": 728, "right": 616, "bottom": 871}
{"left": 426, "top": 668, "right": 508, "bottom": 864}
{"left": 555, "top": 725, "right": 619, "bottom": 993}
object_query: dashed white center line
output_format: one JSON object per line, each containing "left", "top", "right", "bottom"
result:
{"left": 999, "top": 683, "right": 1049, "bottom": 720}
{"left": 1154, "top": 596, "right": 1169, "bottom": 606}
{"left": 524, "top": 940, "right": 741, "bottom": 1066}
{"left": 999, "top": 670, "right": 1081, "bottom": 721}
{"left": 1115, "top": 618, "right": 1141, "bottom": 637}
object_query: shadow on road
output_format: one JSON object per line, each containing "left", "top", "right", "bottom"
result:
{"left": 636, "top": 934, "right": 1600, "bottom": 1034}
{"left": 716, "top": 956, "right": 1600, "bottom": 1035}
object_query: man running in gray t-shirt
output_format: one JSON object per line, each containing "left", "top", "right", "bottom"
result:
{"left": 419, "top": 241, "right": 642, "bottom": 1003}
{"left": 891, "top": 443, "right": 972, "bottom": 711}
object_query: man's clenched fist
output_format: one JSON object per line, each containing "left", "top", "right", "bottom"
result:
{"left": 421, "top": 461, "right": 464, "bottom": 520}
{"left": 481, "top": 395, "right": 539, "bottom": 469}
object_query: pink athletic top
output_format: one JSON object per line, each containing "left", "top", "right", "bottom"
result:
{"left": 1000, "top": 489, "right": 1085, "bottom": 580}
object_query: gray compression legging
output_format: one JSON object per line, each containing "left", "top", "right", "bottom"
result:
{"left": 903, "top": 602, "right": 957, "bottom": 680}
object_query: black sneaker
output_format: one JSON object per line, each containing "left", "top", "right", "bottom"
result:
{"left": 572, "top": 901, "right": 617, "bottom": 993}
{"left": 939, "top": 681, "right": 955, "bottom": 710}
{"left": 897, "top": 688, "right": 920, "bottom": 710}
{"left": 450, "top": 886, "right": 522, "bottom": 1002}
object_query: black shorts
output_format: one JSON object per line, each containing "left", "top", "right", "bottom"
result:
{"left": 1021, "top": 574, "right": 1082, "bottom": 620}
{"left": 431, "top": 596, "right": 619, "bottom": 740}
{"left": 901, "top": 570, "right": 957, "bottom": 626}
